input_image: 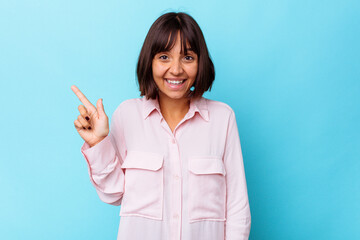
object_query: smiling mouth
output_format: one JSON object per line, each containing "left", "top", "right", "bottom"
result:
{"left": 165, "top": 78, "right": 187, "bottom": 85}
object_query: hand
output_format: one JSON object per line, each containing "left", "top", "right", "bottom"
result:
{"left": 71, "top": 85, "right": 109, "bottom": 147}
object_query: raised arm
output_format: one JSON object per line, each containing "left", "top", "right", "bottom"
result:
{"left": 71, "top": 85, "right": 125, "bottom": 205}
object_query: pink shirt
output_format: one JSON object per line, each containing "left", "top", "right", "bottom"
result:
{"left": 80, "top": 96, "right": 251, "bottom": 240}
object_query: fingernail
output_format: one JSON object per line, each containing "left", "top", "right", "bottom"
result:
{"left": 85, "top": 116, "right": 89, "bottom": 121}
{"left": 88, "top": 126, "right": 91, "bottom": 130}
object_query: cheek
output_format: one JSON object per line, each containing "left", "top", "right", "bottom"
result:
{"left": 187, "top": 64, "right": 198, "bottom": 78}
{"left": 152, "top": 63, "right": 167, "bottom": 77}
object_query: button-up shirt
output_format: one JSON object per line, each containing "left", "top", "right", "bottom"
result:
{"left": 80, "top": 96, "right": 251, "bottom": 240}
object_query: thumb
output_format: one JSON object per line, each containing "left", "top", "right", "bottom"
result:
{"left": 96, "top": 98, "right": 106, "bottom": 116}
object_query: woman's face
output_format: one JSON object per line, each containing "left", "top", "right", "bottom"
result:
{"left": 152, "top": 32, "right": 198, "bottom": 102}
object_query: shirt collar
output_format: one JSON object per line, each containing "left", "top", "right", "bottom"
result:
{"left": 142, "top": 96, "right": 209, "bottom": 122}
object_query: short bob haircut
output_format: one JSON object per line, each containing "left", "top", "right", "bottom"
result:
{"left": 137, "top": 12, "right": 215, "bottom": 100}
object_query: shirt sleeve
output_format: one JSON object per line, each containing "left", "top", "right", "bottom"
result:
{"left": 80, "top": 107, "right": 126, "bottom": 206}
{"left": 224, "top": 110, "right": 251, "bottom": 239}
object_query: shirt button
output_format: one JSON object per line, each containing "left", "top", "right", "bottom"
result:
{"left": 173, "top": 214, "right": 179, "bottom": 219}
{"left": 174, "top": 175, "right": 180, "bottom": 180}
{"left": 171, "top": 139, "right": 176, "bottom": 144}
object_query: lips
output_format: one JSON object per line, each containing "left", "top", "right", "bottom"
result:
{"left": 164, "top": 78, "right": 187, "bottom": 89}
{"left": 165, "top": 78, "right": 186, "bottom": 85}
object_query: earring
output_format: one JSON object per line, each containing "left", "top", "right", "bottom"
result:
{"left": 190, "top": 86, "right": 195, "bottom": 91}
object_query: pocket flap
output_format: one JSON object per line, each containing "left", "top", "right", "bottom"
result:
{"left": 121, "top": 151, "right": 164, "bottom": 171}
{"left": 188, "top": 157, "right": 226, "bottom": 176}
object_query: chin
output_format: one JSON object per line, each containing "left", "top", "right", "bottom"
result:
{"left": 162, "top": 91, "right": 189, "bottom": 100}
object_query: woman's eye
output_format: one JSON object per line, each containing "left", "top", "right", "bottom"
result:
{"left": 184, "top": 56, "right": 194, "bottom": 61}
{"left": 159, "top": 55, "right": 168, "bottom": 60}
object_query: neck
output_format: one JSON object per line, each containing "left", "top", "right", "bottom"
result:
{"left": 158, "top": 93, "right": 191, "bottom": 120}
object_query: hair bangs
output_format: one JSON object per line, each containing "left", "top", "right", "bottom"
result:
{"left": 151, "top": 20, "right": 198, "bottom": 57}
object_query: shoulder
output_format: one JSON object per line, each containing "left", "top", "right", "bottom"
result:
{"left": 204, "top": 98, "right": 239, "bottom": 132}
{"left": 117, "top": 97, "right": 142, "bottom": 109}
{"left": 112, "top": 97, "right": 143, "bottom": 117}
{"left": 204, "top": 98, "right": 235, "bottom": 118}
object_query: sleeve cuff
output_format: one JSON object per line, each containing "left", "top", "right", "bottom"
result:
{"left": 80, "top": 135, "right": 116, "bottom": 174}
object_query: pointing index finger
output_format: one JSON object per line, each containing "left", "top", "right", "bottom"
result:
{"left": 71, "top": 85, "right": 95, "bottom": 110}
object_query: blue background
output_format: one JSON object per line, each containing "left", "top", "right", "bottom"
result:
{"left": 1, "top": 0, "right": 359, "bottom": 239}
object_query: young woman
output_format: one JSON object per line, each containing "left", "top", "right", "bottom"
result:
{"left": 72, "top": 12, "right": 251, "bottom": 240}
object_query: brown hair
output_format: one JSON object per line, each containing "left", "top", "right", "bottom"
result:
{"left": 136, "top": 12, "right": 215, "bottom": 99}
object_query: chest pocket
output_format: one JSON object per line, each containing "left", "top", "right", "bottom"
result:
{"left": 119, "top": 151, "right": 164, "bottom": 220}
{"left": 188, "top": 156, "right": 227, "bottom": 223}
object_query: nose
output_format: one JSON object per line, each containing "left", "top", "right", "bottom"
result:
{"left": 169, "top": 58, "right": 184, "bottom": 75}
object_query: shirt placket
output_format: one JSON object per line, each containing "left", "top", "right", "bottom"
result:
{"left": 158, "top": 117, "right": 181, "bottom": 240}
{"left": 158, "top": 108, "right": 196, "bottom": 240}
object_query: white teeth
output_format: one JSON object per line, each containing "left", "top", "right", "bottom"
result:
{"left": 166, "top": 79, "right": 184, "bottom": 85}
